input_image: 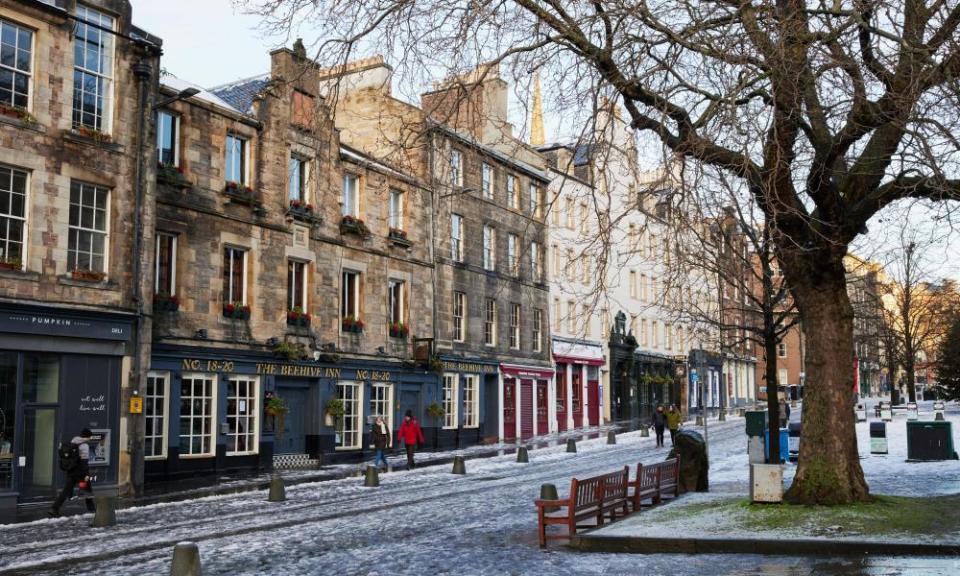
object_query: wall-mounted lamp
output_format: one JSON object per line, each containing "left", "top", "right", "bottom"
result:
{"left": 195, "top": 329, "right": 208, "bottom": 339}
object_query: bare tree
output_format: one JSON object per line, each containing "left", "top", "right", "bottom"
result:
{"left": 241, "top": 0, "right": 960, "bottom": 504}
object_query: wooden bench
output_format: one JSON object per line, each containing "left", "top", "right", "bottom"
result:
{"left": 658, "top": 456, "right": 680, "bottom": 501}
{"left": 627, "top": 462, "right": 660, "bottom": 511}
{"left": 535, "top": 466, "right": 629, "bottom": 547}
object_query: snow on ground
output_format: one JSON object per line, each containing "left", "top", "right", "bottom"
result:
{"left": 2, "top": 403, "right": 959, "bottom": 575}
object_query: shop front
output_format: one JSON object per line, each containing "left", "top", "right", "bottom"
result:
{"left": 146, "top": 345, "right": 440, "bottom": 481}
{"left": 552, "top": 337, "right": 605, "bottom": 431}
{"left": 434, "top": 358, "right": 499, "bottom": 449}
{"left": 0, "top": 303, "right": 133, "bottom": 523}
{"left": 499, "top": 363, "right": 554, "bottom": 441}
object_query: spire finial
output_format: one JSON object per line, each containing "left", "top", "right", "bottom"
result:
{"left": 530, "top": 71, "right": 545, "bottom": 146}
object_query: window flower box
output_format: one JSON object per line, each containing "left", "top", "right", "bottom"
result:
{"left": 341, "top": 315, "right": 364, "bottom": 334}
{"left": 389, "top": 322, "right": 409, "bottom": 339}
{"left": 154, "top": 293, "right": 180, "bottom": 313}
{"left": 388, "top": 227, "right": 413, "bottom": 248}
{"left": 286, "top": 200, "right": 322, "bottom": 224}
{"left": 0, "top": 258, "right": 23, "bottom": 271}
{"left": 286, "top": 307, "right": 312, "bottom": 327}
{"left": 71, "top": 268, "right": 106, "bottom": 282}
{"left": 340, "top": 215, "right": 371, "bottom": 238}
{"left": 223, "top": 301, "right": 251, "bottom": 320}
{"left": 157, "top": 163, "right": 190, "bottom": 188}
{"left": 73, "top": 125, "right": 112, "bottom": 143}
{"left": 223, "top": 182, "right": 262, "bottom": 207}
{"left": 0, "top": 103, "right": 36, "bottom": 124}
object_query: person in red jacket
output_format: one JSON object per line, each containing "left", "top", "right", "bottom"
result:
{"left": 397, "top": 410, "right": 425, "bottom": 470}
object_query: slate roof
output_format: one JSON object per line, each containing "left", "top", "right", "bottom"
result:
{"left": 208, "top": 75, "right": 271, "bottom": 116}
{"left": 160, "top": 73, "right": 246, "bottom": 117}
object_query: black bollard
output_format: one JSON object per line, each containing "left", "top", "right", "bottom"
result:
{"left": 452, "top": 455, "right": 467, "bottom": 474}
{"left": 91, "top": 495, "right": 116, "bottom": 527}
{"left": 566, "top": 438, "right": 577, "bottom": 453}
{"left": 607, "top": 430, "right": 617, "bottom": 445}
{"left": 516, "top": 446, "right": 529, "bottom": 463}
{"left": 364, "top": 466, "right": 380, "bottom": 487}
{"left": 539, "top": 483, "right": 559, "bottom": 513}
{"left": 267, "top": 473, "right": 286, "bottom": 502}
{"left": 936, "top": 411, "right": 946, "bottom": 421}
{"left": 170, "top": 542, "right": 202, "bottom": 576}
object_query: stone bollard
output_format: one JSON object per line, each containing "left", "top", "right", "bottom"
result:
{"left": 516, "top": 446, "right": 529, "bottom": 463}
{"left": 364, "top": 466, "right": 380, "bottom": 487}
{"left": 267, "top": 473, "right": 286, "bottom": 502}
{"left": 566, "top": 438, "right": 577, "bottom": 453}
{"left": 452, "top": 455, "right": 467, "bottom": 474}
{"left": 719, "top": 411, "right": 727, "bottom": 422}
{"left": 170, "top": 542, "right": 202, "bottom": 576}
{"left": 91, "top": 495, "right": 116, "bottom": 527}
{"left": 696, "top": 416, "right": 705, "bottom": 426}
{"left": 607, "top": 430, "right": 617, "bottom": 445}
{"left": 640, "top": 426, "right": 649, "bottom": 438}
{"left": 539, "top": 483, "right": 559, "bottom": 513}
{"left": 936, "top": 411, "right": 946, "bottom": 421}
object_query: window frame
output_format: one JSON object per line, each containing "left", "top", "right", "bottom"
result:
{"left": 450, "top": 149, "right": 462, "bottom": 186}
{"left": 462, "top": 374, "right": 479, "bottom": 428}
{"left": 507, "top": 233, "right": 519, "bottom": 276}
{"left": 72, "top": 6, "right": 115, "bottom": 132}
{"left": 222, "top": 246, "right": 248, "bottom": 305}
{"left": 342, "top": 173, "right": 360, "bottom": 217}
{"left": 453, "top": 291, "right": 466, "bottom": 342}
{"left": 530, "top": 241, "right": 541, "bottom": 282}
{"left": 287, "top": 259, "right": 308, "bottom": 311}
{"left": 0, "top": 165, "right": 28, "bottom": 268}
{"left": 336, "top": 381, "right": 363, "bottom": 449}
{"left": 450, "top": 213, "right": 464, "bottom": 262}
{"left": 510, "top": 303, "right": 521, "bottom": 349}
{"left": 156, "top": 110, "right": 179, "bottom": 167}
{"left": 388, "top": 279, "right": 406, "bottom": 326}
{"left": 533, "top": 309, "right": 542, "bottom": 353}
{"left": 144, "top": 371, "right": 170, "bottom": 460}
{"left": 482, "top": 224, "right": 496, "bottom": 271}
{"left": 225, "top": 134, "right": 248, "bottom": 185}
{"left": 67, "top": 180, "right": 110, "bottom": 274}
{"left": 155, "top": 232, "right": 177, "bottom": 296}
{"left": 484, "top": 298, "right": 497, "bottom": 347}
{"left": 225, "top": 376, "right": 260, "bottom": 456}
{"left": 442, "top": 373, "right": 459, "bottom": 429}
{"left": 778, "top": 341, "right": 787, "bottom": 358}
{"left": 529, "top": 183, "right": 541, "bottom": 217}
{"left": 506, "top": 174, "right": 518, "bottom": 209}
{"left": 341, "top": 269, "right": 361, "bottom": 323}
{"left": 288, "top": 154, "right": 308, "bottom": 203}
{"left": 178, "top": 373, "right": 217, "bottom": 458}
{"left": 388, "top": 188, "right": 404, "bottom": 230}
{"left": 481, "top": 163, "right": 493, "bottom": 200}
{"left": 368, "top": 383, "right": 394, "bottom": 448}
{"left": 0, "top": 18, "right": 33, "bottom": 110}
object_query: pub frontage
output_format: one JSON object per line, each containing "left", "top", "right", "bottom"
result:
{"left": 0, "top": 303, "right": 133, "bottom": 523}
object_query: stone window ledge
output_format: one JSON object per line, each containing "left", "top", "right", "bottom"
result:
{"left": 0, "top": 114, "right": 45, "bottom": 134}
{"left": 58, "top": 275, "right": 120, "bottom": 292}
{"left": 0, "top": 268, "right": 40, "bottom": 282}
{"left": 62, "top": 130, "right": 125, "bottom": 154}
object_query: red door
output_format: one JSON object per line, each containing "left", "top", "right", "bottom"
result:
{"left": 587, "top": 379, "right": 600, "bottom": 426}
{"left": 536, "top": 380, "right": 548, "bottom": 436}
{"left": 503, "top": 378, "right": 517, "bottom": 440}
{"left": 556, "top": 368, "right": 568, "bottom": 432}
{"left": 520, "top": 379, "right": 534, "bottom": 440}
{"left": 571, "top": 371, "right": 583, "bottom": 429}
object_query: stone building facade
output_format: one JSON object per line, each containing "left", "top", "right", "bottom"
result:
{"left": 0, "top": 0, "right": 161, "bottom": 520}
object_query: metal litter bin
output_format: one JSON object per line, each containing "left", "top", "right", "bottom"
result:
{"left": 907, "top": 402, "right": 919, "bottom": 421}
{"left": 907, "top": 421, "right": 956, "bottom": 460}
{"left": 880, "top": 401, "right": 893, "bottom": 422}
{"left": 869, "top": 421, "right": 887, "bottom": 454}
{"left": 855, "top": 403, "right": 867, "bottom": 422}
{"left": 788, "top": 421, "right": 801, "bottom": 459}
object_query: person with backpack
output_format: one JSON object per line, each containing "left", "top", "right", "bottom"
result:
{"left": 397, "top": 410, "right": 424, "bottom": 470}
{"left": 50, "top": 428, "right": 96, "bottom": 517}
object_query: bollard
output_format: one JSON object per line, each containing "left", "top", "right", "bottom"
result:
{"left": 719, "top": 411, "right": 727, "bottom": 422}
{"left": 267, "top": 473, "right": 286, "bottom": 502}
{"left": 539, "top": 483, "right": 559, "bottom": 513}
{"left": 516, "top": 446, "right": 529, "bottom": 463}
{"left": 170, "top": 542, "right": 202, "bottom": 576}
{"left": 566, "top": 438, "right": 577, "bottom": 453}
{"left": 452, "top": 455, "right": 467, "bottom": 474}
{"left": 364, "top": 466, "right": 380, "bottom": 487}
{"left": 640, "top": 426, "right": 649, "bottom": 438}
{"left": 696, "top": 416, "right": 705, "bottom": 426}
{"left": 936, "top": 411, "right": 946, "bottom": 421}
{"left": 607, "top": 430, "right": 617, "bottom": 445}
{"left": 91, "top": 495, "right": 116, "bottom": 527}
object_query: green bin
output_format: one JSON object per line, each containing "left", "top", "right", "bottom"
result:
{"left": 906, "top": 421, "right": 956, "bottom": 461}
{"left": 745, "top": 410, "right": 767, "bottom": 437}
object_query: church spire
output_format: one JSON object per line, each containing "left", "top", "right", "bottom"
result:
{"left": 530, "top": 71, "right": 545, "bottom": 146}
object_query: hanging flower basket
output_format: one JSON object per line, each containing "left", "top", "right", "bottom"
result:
{"left": 265, "top": 395, "right": 289, "bottom": 439}
{"left": 325, "top": 398, "right": 345, "bottom": 428}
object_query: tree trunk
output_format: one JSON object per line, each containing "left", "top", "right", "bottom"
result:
{"left": 765, "top": 334, "right": 781, "bottom": 464}
{"left": 784, "top": 255, "right": 870, "bottom": 504}
{"left": 905, "top": 356, "right": 917, "bottom": 403}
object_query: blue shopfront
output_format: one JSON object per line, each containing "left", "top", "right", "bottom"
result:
{"left": 433, "top": 357, "right": 500, "bottom": 449}
{"left": 145, "top": 345, "right": 441, "bottom": 480}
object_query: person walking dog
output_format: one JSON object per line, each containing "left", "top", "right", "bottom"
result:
{"left": 397, "top": 410, "right": 425, "bottom": 470}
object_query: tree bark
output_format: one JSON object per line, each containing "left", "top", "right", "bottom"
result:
{"left": 784, "top": 254, "right": 870, "bottom": 504}
{"left": 764, "top": 327, "right": 781, "bottom": 464}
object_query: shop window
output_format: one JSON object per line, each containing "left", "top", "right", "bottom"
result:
{"left": 155, "top": 233, "right": 177, "bottom": 297}
{"left": 0, "top": 165, "right": 27, "bottom": 268}
{"left": 369, "top": 383, "right": 393, "bottom": 447}
{"left": 556, "top": 369, "right": 566, "bottom": 412}
{"left": 572, "top": 372, "right": 582, "bottom": 412}
{"left": 342, "top": 173, "right": 360, "bottom": 217}
{"left": 442, "top": 374, "right": 458, "bottom": 429}
{"left": 68, "top": 181, "right": 109, "bottom": 274}
{"left": 145, "top": 372, "right": 169, "bottom": 460}
{"left": 223, "top": 247, "right": 247, "bottom": 306}
{"left": 532, "top": 309, "right": 542, "bottom": 353}
{"left": 226, "top": 376, "right": 259, "bottom": 455}
{"left": 462, "top": 375, "right": 478, "bottom": 428}
{"left": 0, "top": 19, "right": 32, "bottom": 109}
{"left": 510, "top": 303, "right": 521, "bottom": 349}
{"left": 453, "top": 291, "right": 465, "bottom": 342}
{"left": 179, "top": 374, "right": 215, "bottom": 457}
{"left": 22, "top": 353, "right": 58, "bottom": 404}
{"left": 225, "top": 134, "right": 247, "bottom": 185}
{"left": 337, "top": 382, "right": 362, "bottom": 449}
{"left": 484, "top": 298, "right": 496, "bottom": 347}
{"left": 72, "top": 6, "right": 114, "bottom": 132}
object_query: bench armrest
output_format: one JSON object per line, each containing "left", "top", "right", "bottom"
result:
{"left": 535, "top": 498, "right": 572, "bottom": 508}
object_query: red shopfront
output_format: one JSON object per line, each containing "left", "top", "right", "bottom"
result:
{"left": 553, "top": 339, "right": 605, "bottom": 430}
{"left": 500, "top": 364, "right": 554, "bottom": 441}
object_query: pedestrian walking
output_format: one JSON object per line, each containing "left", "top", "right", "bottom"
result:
{"left": 666, "top": 404, "right": 682, "bottom": 446}
{"left": 371, "top": 416, "right": 391, "bottom": 471}
{"left": 397, "top": 410, "right": 424, "bottom": 470}
{"left": 50, "top": 428, "right": 96, "bottom": 517}
{"left": 778, "top": 399, "right": 789, "bottom": 428}
{"left": 652, "top": 405, "right": 667, "bottom": 447}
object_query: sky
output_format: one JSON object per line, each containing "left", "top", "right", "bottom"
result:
{"left": 131, "top": 0, "right": 960, "bottom": 282}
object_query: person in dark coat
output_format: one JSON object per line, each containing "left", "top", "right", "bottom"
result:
{"left": 50, "top": 428, "right": 95, "bottom": 517}
{"left": 397, "top": 410, "right": 425, "bottom": 470}
{"left": 652, "top": 405, "right": 667, "bottom": 447}
{"left": 371, "top": 416, "right": 390, "bottom": 471}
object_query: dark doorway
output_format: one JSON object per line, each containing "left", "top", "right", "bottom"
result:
{"left": 275, "top": 387, "right": 307, "bottom": 454}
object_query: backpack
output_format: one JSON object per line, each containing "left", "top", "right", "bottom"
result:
{"left": 58, "top": 442, "right": 80, "bottom": 472}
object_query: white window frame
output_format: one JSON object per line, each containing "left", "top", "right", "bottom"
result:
{"left": 156, "top": 110, "right": 179, "bottom": 166}
{"left": 179, "top": 373, "right": 217, "bottom": 458}
{"left": 0, "top": 165, "right": 28, "bottom": 268}
{"left": 288, "top": 259, "right": 308, "bottom": 311}
{"left": 507, "top": 233, "right": 518, "bottom": 275}
{"left": 341, "top": 270, "right": 361, "bottom": 322}
{"left": 484, "top": 298, "right": 497, "bottom": 347}
{"left": 565, "top": 196, "right": 575, "bottom": 229}
{"left": 510, "top": 303, "right": 521, "bottom": 349}
{"left": 462, "top": 375, "right": 479, "bottom": 428}
{"left": 553, "top": 298, "right": 561, "bottom": 332}
{"left": 145, "top": 371, "right": 170, "bottom": 460}
{"left": 0, "top": 18, "right": 32, "bottom": 110}
{"left": 388, "top": 279, "right": 405, "bottom": 326}
{"left": 629, "top": 270, "right": 637, "bottom": 299}
{"left": 226, "top": 376, "right": 259, "bottom": 456}
{"left": 155, "top": 232, "right": 177, "bottom": 296}
{"left": 389, "top": 188, "right": 404, "bottom": 230}
{"left": 529, "top": 183, "right": 541, "bottom": 217}
{"left": 223, "top": 246, "right": 247, "bottom": 305}
{"left": 451, "top": 213, "right": 463, "bottom": 262}
{"left": 530, "top": 241, "right": 541, "bottom": 281}
{"left": 442, "top": 373, "right": 459, "bottom": 428}
{"left": 551, "top": 244, "right": 560, "bottom": 278}
{"left": 369, "top": 383, "right": 394, "bottom": 448}
{"left": 533, "top": 309, "right": 542, "bottom": 353}
{"left": 342, "top": 173, "right": 359, "bottom": 217}
{"left": 507, "top": 174, "right": 518, "bottom": 209}
{"left": 450, "top": 149, "right": 462, "bottom": 186}
{"left": 567, "top": 301, "right": 576, "bottom": 334}
{"left": 453, "top": 291, "right": 466, "bottom": 342}
{"left": 481, "top": 163, "right": 492, "bottom": 199}
{"left": 483, "top": 225, "right": 496, "bottom": 271}
{"left": 72, "top": 6, "right": 115, "bottom": 133}
{"left": 288, "top": 155, "right": 308, "bottom": 203}
{"left": 778, "top": 342, "right": 787, "bottom": 358}
{"left": 583, "top": 304, "right": 591, "bottom": 338}
{"left": 68, "top": 180, "right": 110, "bottom": 274}
{"left": 225, "top": 134, "right": 248, "bottom": 185}
{"left": 337, "top": 381, "right": 363, "bottom": 449}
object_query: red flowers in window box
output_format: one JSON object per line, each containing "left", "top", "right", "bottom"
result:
{"left": 340, "top": 215, "right": 371, "bottom": 238}
{"left": 224, "top": 182, "right": 261, "bottom": 207}
{"left": 157, "top": 163, "right": 190, "bottom": 188}
{"left": 0, "top": 257, "right": 22, "bottom": 271}
{"left": 223, "top": 301, "right": 251, "bottom": 320}
{"left": 389, "top": 322, "right": 409, "bottom": 338}
{"left": 342, "top": 315, "right": 365, "bottom": 333}
{"left": 287, "top": 307, "right": 312, "bottom": 327}
{"left": 154, "top": 293, "right": 180, "bottom": 313}
{"left": 289, "top": 199, "right": 314, "bottom": 212}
